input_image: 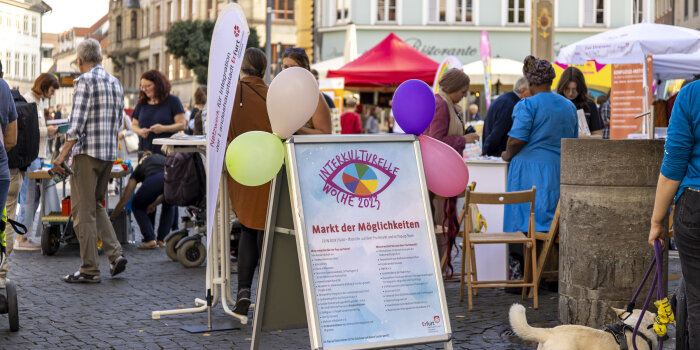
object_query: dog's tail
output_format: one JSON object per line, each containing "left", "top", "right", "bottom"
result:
{"left": 509, "top": 304, "right": 551, "bottom": 343}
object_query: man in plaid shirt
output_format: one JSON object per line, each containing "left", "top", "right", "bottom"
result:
{"left": 53, "top": 39, "right": 127, "bottom": 283}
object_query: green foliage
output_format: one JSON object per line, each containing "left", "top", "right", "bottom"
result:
{"left": 166, "top": 20, "right": 264, "bottom": 85}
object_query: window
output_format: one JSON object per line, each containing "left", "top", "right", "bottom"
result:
{"left": 686, "top": 0, "right": 690, "bottom": 19}
{"left": 5, "top": 52, "right": 10, "bottom": 78}
{"left": 155, "top": 5, "right": 161, "bottom": 32}
{"left": 32, "top": 55, "right": 36, "bottom": 77}
{"left": 633, "top": 0, "right": 643, "bottom": 23}
{"left": 16, "top": 15, "right": 20, "bottom": 33}
{"left": 167, "top": 54, "right": 174, "bottom": 80}
{"left": 116, "top": 16, "right": 122, "bottom": 43}
{"left": 131, "top": 11, "right": 137, "bottom": 39}
{"left": 22, "top": 54, "right": 27, "bottom": 79}
{"left": 31, "top": 16, "right": 37, "bottom": 36}
{"left": 42, "top": 48, "right": 52, "bottom": 59}
{"left": 695, "top": 0, "right": 698, "bottom": 16}
{"left": 377, "top": 0, "right": 397, "bottom": 22}
{"left": 154, "top": 53, "right": 160, "bottom": 71}
{"left": 0, "top": 12, "right": 3, "bottom": 28}
{"left": 144, "top": 8, "right": 149, "bottom": 37}
{"left": 455, "top": 0, "right": 472, "bottom": 23}
{"left": 583, "top": 0, "right": 605, "bottom": 25}
{"left": 6, "top": 13, "right": 10, "bottom": 27}
{"left": 191, "top": 0, "right": 196, "bottom": 19}
{"left": 428, "top": 0, "right": 473, "bottom": 24}
{"left": 168, "top": 1, "right": 174, "bottom": 28}
{"left": 336, "top": 0, "right": 350, "bottom": 23}
{"left": 428, "top": 0, "right": 447, "bottom": 22}
{"left": 273, "top": 0, "right": 295, "bottom": 20}
{"left": 23, "top": 15, "right": 28, "bottom": 34}
{"left": 14, "top": 53, "right": 19, "bottom": 77}
{"left": 181, "top": 0, "right": 186, "bottom": 20}
{"left": 508, "top": 0, "right": 527, "bottom": 24}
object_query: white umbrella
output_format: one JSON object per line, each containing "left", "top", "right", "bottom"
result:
{"left": 557, "top": 23, "right": 700, "bottom": 65}
{"left": 310, "top": 56, "right": 345, "bottom": 79}
{"left": 462, "top": 57, "right": 524, "bottom": 85}
{"left": 653, "top": 54, "right": 700, "bottom": 81}
{"left": 557, "top": 23, "right": 700, "bottom": 138}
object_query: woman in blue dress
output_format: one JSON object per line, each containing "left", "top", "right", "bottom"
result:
{"left": 501, "top": 56, "right": 578, "bottom": 233}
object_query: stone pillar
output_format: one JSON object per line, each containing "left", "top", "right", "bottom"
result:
{"left": 559, "top": 139, "right": 667, "bottom": 328}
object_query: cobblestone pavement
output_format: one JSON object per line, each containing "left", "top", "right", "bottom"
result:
{"left": 0, "top": 234, "right": 682, "bottom": 349}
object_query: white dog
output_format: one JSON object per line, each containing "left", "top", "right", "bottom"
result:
{"left": 508, "top": 304, "right": 658, "bottom": 350}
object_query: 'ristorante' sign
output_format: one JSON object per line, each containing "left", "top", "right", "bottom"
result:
{"left": 404, "top": 37, "right": 478, "bottom": 57}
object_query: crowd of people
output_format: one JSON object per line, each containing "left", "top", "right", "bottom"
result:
{"left": 0, "top": 33, "right": 697, "bottom": 343}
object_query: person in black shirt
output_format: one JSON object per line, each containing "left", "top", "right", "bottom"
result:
{"left": 110, "top": 152, "right": 174, "bottom": 249}
{"left": 482, "top": 77, "right": 530, "bottom": 157}
{"left": 556, "top": 66, "right": 603, "bottom": 137}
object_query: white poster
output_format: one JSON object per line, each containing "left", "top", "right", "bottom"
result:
{"left": 206, "top": 4, "right": 249, "bottom": 245}
{"left": 292, "top": 140, "right": 449, "bottom": 348}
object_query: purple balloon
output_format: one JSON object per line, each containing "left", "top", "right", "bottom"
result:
{"left": 392, "top": 80, "right": 436, "bottom": 135}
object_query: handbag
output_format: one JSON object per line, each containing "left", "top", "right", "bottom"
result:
{"left": 124, "top": 133, "right": 139, "bottom": 153}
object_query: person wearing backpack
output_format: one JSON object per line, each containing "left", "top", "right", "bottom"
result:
{"left": 0, "top": 60, "right": 20, "bottom": 288}
{"left": 110, "top": 151, "right": 173, "bottom": 249}
{"left": 14, "top": 73, "right": 60, "bottom": 250}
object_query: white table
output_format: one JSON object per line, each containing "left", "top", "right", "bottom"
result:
{"left": 462, "top": 159, "right": 509, "bottom": 282}
{"left": 151, "top": 136, "right": 243, "bottom": 329}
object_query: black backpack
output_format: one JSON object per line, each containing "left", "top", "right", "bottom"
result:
{"left": 164, "top": 152, "right": 206, "bottom": 207}
{"left": 8, "top": 90, "right": 40, "bottom": 169}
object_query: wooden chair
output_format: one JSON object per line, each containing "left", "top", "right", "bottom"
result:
{"left": 462, "top": 186, "right": 538, "bottom": 311}
{"left": 531, "top": 201, "right": 560, "bottom": 297}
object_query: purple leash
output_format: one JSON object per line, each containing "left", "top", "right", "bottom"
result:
{"left": 628, "top": 240, "right": 664, "bottom": 350}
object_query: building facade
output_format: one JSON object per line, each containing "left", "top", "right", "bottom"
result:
{"left": 314, "top": 0, "right": 654, "bottom": 66}
{"left": 107, "top": 0, "right": 296, "bottom": 108}
{"left": 53, "top": 15, "right": 112, "bottom": 115}
{"left": 41, "top": 32, "right": 57, "bottom": 73}
{"left": 0, "top": 0, "right": 51, "bottom": 92}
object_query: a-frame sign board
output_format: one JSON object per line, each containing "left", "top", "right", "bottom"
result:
{"left": 251, "top": 135, "right": 453, "bottom": 350}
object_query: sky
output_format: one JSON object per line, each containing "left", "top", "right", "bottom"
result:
{"left": 42, "top": 0, "right": 109, "bottom": 34}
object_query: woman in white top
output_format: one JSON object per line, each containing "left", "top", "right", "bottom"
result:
{"left": 15, "top": 73, "right": 59, "bottom": 249}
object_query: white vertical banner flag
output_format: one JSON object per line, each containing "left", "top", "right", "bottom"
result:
{"left": 206, "top": 4, "right": 249, "bottom": 246}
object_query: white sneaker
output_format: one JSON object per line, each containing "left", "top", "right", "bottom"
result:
{"left": 14, "top": 239, "right": 41, "bottom": 251}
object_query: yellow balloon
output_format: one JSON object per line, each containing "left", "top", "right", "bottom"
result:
{"left": 225, "top": 131, "right": 284, "bottom": 186}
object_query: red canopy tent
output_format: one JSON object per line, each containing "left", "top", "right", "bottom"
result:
{"left": 327, "top": 33, "right": 440, "bottom": 89}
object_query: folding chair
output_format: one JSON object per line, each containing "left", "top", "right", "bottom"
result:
{"left": 531, "top": 200, "right": 560, "bottom": 297}
{"left": 462, "top": 186, "right": 538, "bottom": 310}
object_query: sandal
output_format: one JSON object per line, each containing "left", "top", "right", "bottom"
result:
{"left": 61, "top": 271, "right": 101, "bottom": 283}
{"left": 137, "top": 241, "right": 157, "bottom": 249}
{"left": 157, "top": 241, "right": 166, "bottom": 248}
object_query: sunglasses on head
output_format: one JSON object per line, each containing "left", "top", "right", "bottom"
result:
{"left": 284, "top": 47, "right": 305, "bottom": 54}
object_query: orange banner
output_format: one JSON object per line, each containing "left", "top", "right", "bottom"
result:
{"left": 609, "top": 57, "right": 653, "bottom": 139}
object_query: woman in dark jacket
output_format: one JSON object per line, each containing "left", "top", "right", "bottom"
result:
{"left": 225, "top": 48, "right": 273, "bottom": 318}
{"left": 556, "top": 66, "right": 603, "bottom": 137}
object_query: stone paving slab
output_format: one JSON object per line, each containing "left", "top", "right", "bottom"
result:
{"left": 0, "top": 238, "right": 682, "bottom": 349}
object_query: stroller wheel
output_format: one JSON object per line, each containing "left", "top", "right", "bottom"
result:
{"left": 177, "top": 240, "right": 206, "bottom": 268}
{"left": 6, "top": 281, "right": 18, "bottom": 332}
{"left": 41, "top": 226, "right": 61, "bottom": 256}
{"left": 165, "top": 230, "right": 188, "bottom": 262}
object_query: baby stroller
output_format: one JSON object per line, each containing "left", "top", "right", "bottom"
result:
{"left": 162, "top": 152, "right": 207, "bottom": 268}
{"left": 0, "top": 207, "right": 28, "bottom": 332}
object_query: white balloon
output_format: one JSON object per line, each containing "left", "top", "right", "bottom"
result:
{"left": 266, "top": 67, "right": 320, "bottom": 139}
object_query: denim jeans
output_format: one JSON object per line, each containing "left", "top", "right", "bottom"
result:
{"left": 16, "top": 158, "right": 41, "bottom": 224}
{"left": 131, "top": 173, "right": 175, "bottom": 242}
{"left": 674, "top": 188, "right": 700, "bottom": 349}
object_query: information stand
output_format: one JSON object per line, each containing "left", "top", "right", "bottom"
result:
{"left": 252, "top": 135, "right": 453, "bottom": 350}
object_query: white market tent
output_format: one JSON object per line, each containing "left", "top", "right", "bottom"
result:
{"left": 652, "top": 54, "right": 700, "bottom": 80}
{"left": 557, "top": 22, "right": 700, "bottom": 137}
{"left": 463, "top": 57, "right": 524, "bottom": 85}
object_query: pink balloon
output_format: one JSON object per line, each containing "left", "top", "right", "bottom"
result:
{"left": 419, "top": 135, "right": 469, "bottom": 197}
